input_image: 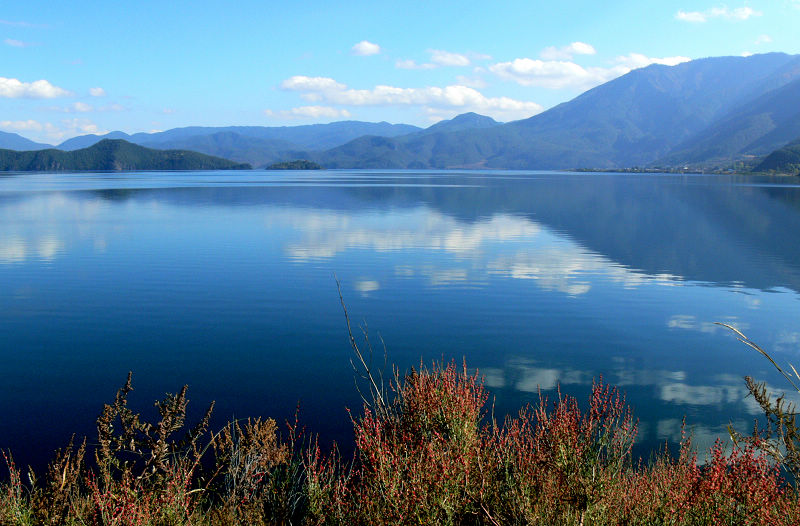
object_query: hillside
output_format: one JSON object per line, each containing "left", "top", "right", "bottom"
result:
{"left": 316, "top": 53, "right": 800, "bottom": 169}
{"left": 659, "top": 74, "right": 800, "bottom": 166}
{"left": 0, "top": 139, "right": 251, "bottom": 171}
{"left": 753, "top": 139, "right": 800, "bottom": 174}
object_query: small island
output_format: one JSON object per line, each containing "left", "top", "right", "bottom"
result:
{"left": 265, "top": 159, "right": 322, "bottom": 170}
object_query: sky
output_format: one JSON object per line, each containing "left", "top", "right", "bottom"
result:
{"left": 1, "top": 0, "right": 799, "bottom": 145}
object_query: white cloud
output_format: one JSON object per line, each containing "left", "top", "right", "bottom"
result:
{"left": 490, "top": 58, "right": 601, "bottom": 89}
{"left": 265, "top": 105, "right": 351, "bottom": 119}
{"left": 455, "top": 75, "right": 488, "bottom": 89}
{"left": 43, "top": 102, "right": 96, "bottom": 113}
{"left": 59, "top": 118, "right": 107, "bottom": 137}
{"left": 4, "top": 38, "right": 29, "bottom": 48}
{"left": 281, "top": 76, "right": 346, "bottom": 92}
{"left": 755, "top": 34, "right": 772, "bottom": 44}
{"left": 1, "top": 118, "right": 107, "bottom": 142}
{"left": 0, "top": 119, "right": 46, "bottom": 132}
{"left": 395, "top": 59, "right": 437, "bottom": 70}
{"left": 280, "top": 75, "right": 542, "bottom": 121}
{"left": 540, "top": 41, "right": 596, "bottom": 60}
{"left": 89, "top": 87, "right": 106, "bottom": 97}
{"left": 675, "top": 6, "right": 762, "bottom": 22}
{"left": 489, "top": 54, "right": 691, "bottom": 90}
{"left": 614, "top": 53, "right": 692, "bottom": 69}
{"left": 429, "top": 49, "right": 470, "bottom": 67}
{"left": 396, "top": 49, "right": 477, "bottom": 70}
{"left": 351, "top": 40, "right": 381, "bottom": 56}
{"left": 0, "top": 77, "right": 71, "bottom": 98}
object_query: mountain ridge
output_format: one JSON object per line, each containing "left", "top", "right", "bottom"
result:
{"left": 314, "top": 53, "right": 800, "bottom": 169}
{"left": 0, "top": 139, "right": 251, "bottom": 171}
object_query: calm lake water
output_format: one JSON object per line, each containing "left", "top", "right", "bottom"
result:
{"left": 2, "top": 169, "right": 800, "bottom": 469}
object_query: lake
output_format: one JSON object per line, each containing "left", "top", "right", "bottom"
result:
{"left": 2, "top": 169, "right": 800, "bottom": 469}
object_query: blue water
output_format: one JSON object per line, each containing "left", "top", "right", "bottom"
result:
{"left": 2, "top": 170, "right": 800, "bottom": 469}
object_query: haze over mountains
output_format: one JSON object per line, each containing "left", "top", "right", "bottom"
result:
{"left": 2, "top": 53, "right": 800, "bottom": 171}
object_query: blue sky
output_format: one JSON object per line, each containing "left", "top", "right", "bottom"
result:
{"left": 1, "top": 1, "right": 798, "bottom": 144}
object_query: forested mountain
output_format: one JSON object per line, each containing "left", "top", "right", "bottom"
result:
{"left": 0, "top": 139, "right": 251, "bottom": 171}
{"left": 753, "top": 139, "right": 800, "bottom": 174}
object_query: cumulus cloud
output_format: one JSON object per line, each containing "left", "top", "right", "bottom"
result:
{"left": 265, "top": 105, "right": 351, "bottom": 120}
{"left": 614, "top": 53, "right": 692, "bottom": 69}
{"left": 396, "top": 59, "right": 438, "bottom": 70}
{"left": 0, "top": 117, "right": 106, "bottom": 142}
{"left": 59, "top": 118, "right": 107, "bottom": 137}
{"left": 675, "top": 6, "right": 762, "bottom": 22}
{"left": 429, "top": 49, "right": 470, "bottom": 67}
{"left": 281, "top": 76, "right": 346, "bottom": 92}
{"left": 540, "top": 42, "right": 596, "bottom": 60}
{"left": 489, "top": 53, "right": 691, "bottom": 90}
{"left": 89, "top": 87, "right": 106, "bottom": 97}
{"left": 280, "top": 75, "right": 542, "bottom": 121}
{"left": 0, "top": 77, "right": 71, "bottom": 98}
{"left": 0, "top": 119, "right": 46, "bottom": 132}
{"left": 351, "top": 40, "right": 381, "bottom": 56}
{"left": 396, "top": 49, "right": 477, "bottom": 70}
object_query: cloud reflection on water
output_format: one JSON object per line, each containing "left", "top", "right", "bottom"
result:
{"left": 277, "top": 207, "right": 686, "bottom": 296}
{"left": 0, "top": 235, "right": 64, "bottom": 263}
{"left": 476, "top": 356, "right": 800, "bottom": 455}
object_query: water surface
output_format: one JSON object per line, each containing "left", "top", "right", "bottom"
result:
{"left": 2, "top": 170, "right": 800, "bottom": 468}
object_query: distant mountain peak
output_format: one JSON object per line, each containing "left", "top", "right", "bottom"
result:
{"left": 421, "top": 112, "right": 500, "bottom": 135}
{"left": 0, "top": 131, "right": 52, "bottom": 151}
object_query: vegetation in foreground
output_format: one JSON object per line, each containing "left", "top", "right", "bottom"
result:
{"left": 3, "top": 317, "right": 800, "bottom": 525}
{"left": 0, "top": 363, "right": 797, "bottom": 525}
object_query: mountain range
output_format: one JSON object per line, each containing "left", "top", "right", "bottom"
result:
{"left": 2, "top": 52, "right": 800, "bottom": 171}
{"left": 314, "top": 53, "right": 800, "bottom": 169}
